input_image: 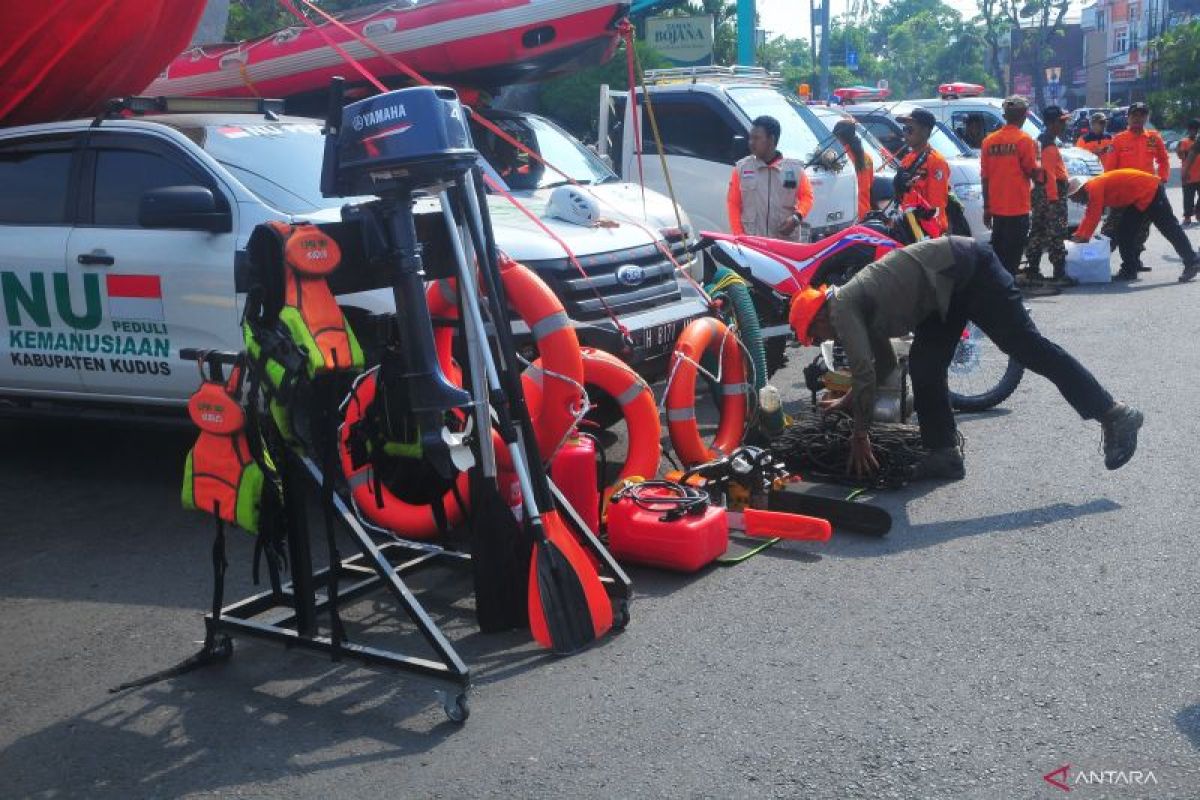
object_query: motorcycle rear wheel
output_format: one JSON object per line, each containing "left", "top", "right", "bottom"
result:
{"left": 947, "top": 323, "right": 1024, "bottom": 412}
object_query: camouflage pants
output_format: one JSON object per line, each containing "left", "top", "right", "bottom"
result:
{"left": 1025, "top": 182, "right": 1067, "bottom": 273}
{"left": 1100, "top": 207, "right": 1152, "bottom": 268}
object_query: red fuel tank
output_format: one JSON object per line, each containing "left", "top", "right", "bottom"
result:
{"left": 552, "top": 435, "right": 600, "bottom": 536}
{"left": 606, "top": 484, "right": 728, "bottom": 572}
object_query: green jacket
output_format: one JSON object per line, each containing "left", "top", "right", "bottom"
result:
{"left": 828, "top": 236, "right": 974, "bottom": 430}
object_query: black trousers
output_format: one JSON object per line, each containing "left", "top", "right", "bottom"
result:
{"left": 1183, "top": 182, "right": 1198, "bottom": 219}
{"left": 1116, "top": 185, "right": 1197, "bottom": 271}
{"left": 909, "top": 242, "right": 1115, "bottom": 450}
{"left": 990, "top": 214, "right": 1030, "bottom": 275}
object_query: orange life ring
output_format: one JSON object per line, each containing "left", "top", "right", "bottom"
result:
{"left": 426, "top": 255, "right": 584, "bottom": 463}
{"left": 339, "top": 369, "right": 468, "bottom": 540}
{"left": 526, "top": 347, "right": 661, "bottom": 498}
{"left": 665, "top": 317, "right": 749, "bottom": 466}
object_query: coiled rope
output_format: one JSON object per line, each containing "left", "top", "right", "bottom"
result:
{"left": 770, "top": 410, "right": 965, "bottom": 490}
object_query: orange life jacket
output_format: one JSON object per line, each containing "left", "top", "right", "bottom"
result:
{"left": 182, "top": 362, "right": 266, "bottom": 533}
{"left": 266, "top": 221, "right": 365, "bottom": 376}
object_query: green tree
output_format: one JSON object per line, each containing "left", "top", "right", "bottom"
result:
{"left": 1147, "top": 21, "right": 1200, "bottom": 127}
{"left": 1006, "top": 0, "right": 1072, "bottom": 109}
{"left": 535, "top": 42, "right": 669, "bottom": 141}
{"left": 225, "top": 0, "right": 373, "bottom": 42}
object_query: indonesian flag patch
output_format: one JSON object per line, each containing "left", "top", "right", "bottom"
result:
{"left": 106, "top": 274, "right": 164, "bottom": 321}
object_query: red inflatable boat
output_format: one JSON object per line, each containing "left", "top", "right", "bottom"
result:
{"left": 0, "top": 0, "right": 207, "bottom": 126}
{"left": 147, "top": 0, "right": 628, "bottom": 99}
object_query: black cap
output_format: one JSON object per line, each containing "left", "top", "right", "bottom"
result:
{"left": 1188, "top": 118, "right": 1200, "bottom": 130}
{"left": 1041, "top": 105, "right": 1070, "bottom": 122}
{"left": 1129, "top": 101, "right": 1150, "bottom": 114}
{"left": 897, "top": 108, "right": 936, "bottom": 130}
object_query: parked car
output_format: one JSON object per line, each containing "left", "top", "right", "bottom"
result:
{"left": 0, "top": 97, "right": 706, "bottom": 414}
{"left": 597, "top": 66, "right": 859, "bottom": 242}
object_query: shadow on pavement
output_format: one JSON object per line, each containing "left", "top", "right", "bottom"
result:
{"left": 1174, "top": 703, "right": 1200, "bottom": 750}
{"left": 0, "top": 654, "right": 461, "bottom": 799}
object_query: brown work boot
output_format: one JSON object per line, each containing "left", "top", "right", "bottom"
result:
{"left": 911, "top": 447, "right": 966, "bottom": 482}
{"left": 1101, "top": 403, "right": 1143, "bottom": 470}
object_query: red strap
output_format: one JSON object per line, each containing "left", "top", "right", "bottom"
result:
{"left": 277, "top": 0, "right": 387, "bottom": 93}
{"left": 482, "top": 174, "right": 632, "bottom": 344}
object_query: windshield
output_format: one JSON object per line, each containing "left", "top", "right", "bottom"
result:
{"left": 931, "top": 123, "right": 971, "bottom": 158}
{"left": 200, "top": 122, "right": 339, "bottom": 214}
{"left": 470, "top": 113, "right": 616, "bottom": 191}
{"left": 726, "top": 87, "right": 825, "bottom": 160}
{"left": 855, "top": 126, "right": 896, "bottom": 170}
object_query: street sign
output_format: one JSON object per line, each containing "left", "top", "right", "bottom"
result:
{"left": 847, "top": 50, "right": 858, "bottom": 71}
{"left": 645, "top": 14, "right": 715, "bottom": 68}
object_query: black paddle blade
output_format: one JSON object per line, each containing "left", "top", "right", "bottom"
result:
{"left": 528, "top": 512, "right": 608, "bottom": 655}
{"left": 470, "top": 468, "right": 530, "bottom": 633}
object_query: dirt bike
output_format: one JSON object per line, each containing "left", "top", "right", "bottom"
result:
{"left": 700, "top": 202, "right": 1025, "bottom": 413}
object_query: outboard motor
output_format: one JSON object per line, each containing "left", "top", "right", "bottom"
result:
{"left": 320, "top": 81, "right": 474, "bottom": 477}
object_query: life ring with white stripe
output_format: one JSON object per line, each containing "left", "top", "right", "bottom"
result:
{"left": 427, "top": 255, "right": 584, "bottom": 464}
{"left": 339, "top": 368, "right": 469, "bottom": 540}
{"left": 526, "top": 347, "right": 661, "bottom": 500}
{"left": 665, "top": 317, "right": 749, "bottom": 467}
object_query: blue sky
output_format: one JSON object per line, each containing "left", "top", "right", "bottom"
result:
{"left": 757, "top": 0, "right": 1017, "bottom": 40}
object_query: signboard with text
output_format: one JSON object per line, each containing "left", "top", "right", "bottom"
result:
{"left": 645, "top": 15, "right": 715, "bottom": 67}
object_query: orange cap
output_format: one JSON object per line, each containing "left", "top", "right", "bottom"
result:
{"left": 788, "top": 285, "right": 830, "bottom": 345}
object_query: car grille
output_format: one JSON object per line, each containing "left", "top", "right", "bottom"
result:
{"left": 523, "top": 234, "right": 688, "bottom": 322}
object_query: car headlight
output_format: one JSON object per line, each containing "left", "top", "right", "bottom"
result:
{"left": 952, "top": 183, "right": 984, "bottom": 202}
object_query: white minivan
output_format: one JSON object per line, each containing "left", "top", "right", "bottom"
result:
{"left": 598, "top": 67, "right": 859, "bottom": 241}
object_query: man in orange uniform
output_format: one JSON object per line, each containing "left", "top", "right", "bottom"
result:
{"left": 1100, "top": 102, "right": 1170, "bottom": 267}
{"left": 1177, "top": 118, "right": 1200, "bottom": 226}
{"left": 1068, "top": 169, "right": 1198, "bottom": 282}
{"left": 833, "top": 119, "right": 874, "bottom": 221}
{"left": 1026, "top": 105, "right": 1074, "bottom": 285}
{"left": 1076, "top": 111, "right": 1113, "bottom": 158}
{"left": 1103, "top": 102, "right": 1170, "bottom": 179}
{"left": 727, "top": 115, "right": 814, "bottom": 241}
{"left": 894, "top": 108, "right": 950, "bottom": 233}
{"left": 981, "top": 96, "right": 1039, "bottom": 277}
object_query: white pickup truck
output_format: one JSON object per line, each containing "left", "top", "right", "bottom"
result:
{"left": 598, "top": 66, "right": 859, "bottom": 242}
{"left": 0, "top": 98, "right": 705, "bottom": 414}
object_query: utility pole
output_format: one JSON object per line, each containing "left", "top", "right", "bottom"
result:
{"left": 811, "top": 0, "right": 831, "bottom": 99}
{"left": 819, "top": 0, "right": 831, "bottom": 99}
{"left": 738, "top": 0, "right": 757, "bottom": 66}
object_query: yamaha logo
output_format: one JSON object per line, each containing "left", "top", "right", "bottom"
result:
{"left": 352, "top": 103, "right": 408, "bottom": 132}
{"left": 616, "top": 264, "right": 646, "bottom": 287}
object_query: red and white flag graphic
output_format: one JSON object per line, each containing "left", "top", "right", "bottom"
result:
{"left": 106, "top": 274, "right": 164, "bottom": 321}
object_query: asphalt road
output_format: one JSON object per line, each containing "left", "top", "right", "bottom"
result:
{"left": 3, "top": 188, "right": 1199, "bottom": 799}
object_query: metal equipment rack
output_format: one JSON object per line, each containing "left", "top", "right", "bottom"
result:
{"left": 180, "top": 348, "right": 474, "bottom": 723}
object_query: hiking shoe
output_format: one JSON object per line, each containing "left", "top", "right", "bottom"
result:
{"left": 911, "top": 447, "right": 966, "bottom": 482}
{"left": 1101, "top": 403, "right": 1144, "bottom": 470}
{"left": 1113, "top": 269, "right": 1139, "bottom": 282}
{"left": 1180, "top": 262, "right": 1199, "bottom": 283}
{"left": 1048, "top": 274, "right": 1079, "bottom": 287}
{"left": 1137, "top": 264, "right": 1152, "bottom": 272}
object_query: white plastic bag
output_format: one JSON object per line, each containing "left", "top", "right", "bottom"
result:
{"left": 1065, "top": 235, "right": 1112, "bottom": 283}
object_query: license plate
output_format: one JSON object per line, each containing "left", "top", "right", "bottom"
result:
{"left": 632, "top": 315, "right": 704, "bottom": 351}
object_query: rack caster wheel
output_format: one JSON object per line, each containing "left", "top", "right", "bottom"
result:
{"left": 438, "top": 690, "right": 470, "bottom": 724}
{"left": 210, "top": 635, "right": 234, "bottom": 660}
{"left": 613, "top": 600, "right": 630, "bottom": 631}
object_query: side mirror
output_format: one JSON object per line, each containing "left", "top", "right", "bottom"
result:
{"left": 729, "top": 134, "right": 748, "bottom": 160}
{"left": 139, "top": 186, "right": 232, "bottom": 233}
